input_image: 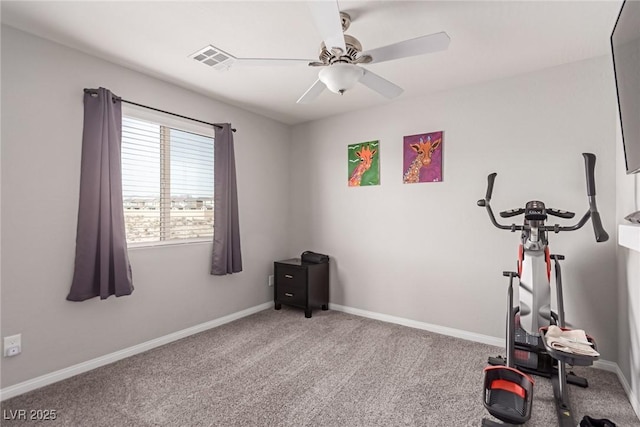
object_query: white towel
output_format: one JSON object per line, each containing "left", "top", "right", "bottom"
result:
{"left": 545, "top": 325, "right": 600, "bottom": 357}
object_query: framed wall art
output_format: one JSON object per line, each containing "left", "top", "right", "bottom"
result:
{"left": 348, "top": 141, "right": 380, "bottom": 187}
{"left": 403, "top": 131, "right": 443, "bottom": 183}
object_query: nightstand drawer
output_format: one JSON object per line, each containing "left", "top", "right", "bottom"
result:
{"left": 275, "top": 266, "right": 306, "bottom": 289}
{"left": 276, "top": 285, "right": 306, "bottom": 306}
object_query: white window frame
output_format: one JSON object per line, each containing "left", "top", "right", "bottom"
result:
{"left": 122, "top": 104, "right": 215, "bottom": 248}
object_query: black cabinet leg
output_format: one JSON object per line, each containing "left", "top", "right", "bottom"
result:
{"left": 305, "top": 309, "right": 312, "bottom": 318}
{"left": 274, "top": 303, "right": 281, "bottom": 310}
{"left": 321, "top": 304, "right": 328, "bottom": 310}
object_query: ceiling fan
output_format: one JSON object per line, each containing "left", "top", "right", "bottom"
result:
{"left": 195, "top": 1, "right": 450, "bottom": 103}
{"left": 295, "top": 1, "right": 450, "bottom": 103}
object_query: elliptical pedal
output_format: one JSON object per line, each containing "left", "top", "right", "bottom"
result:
{"left": 482, "top": 366, "right": 534, "bottom": 426}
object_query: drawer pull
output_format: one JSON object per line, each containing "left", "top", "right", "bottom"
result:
{"left": 285, "top": 274, "right": 293, "bottom": 279}
{"left": 284, "top": 292, "right": 294, "bottom": 297}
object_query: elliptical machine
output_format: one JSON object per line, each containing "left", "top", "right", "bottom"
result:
{"left": 478, "top": 153, "right": 609, "bottom": 426}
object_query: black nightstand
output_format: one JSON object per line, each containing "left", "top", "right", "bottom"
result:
{"left": 274, "top": 258, "right": 329, "bottom": 318}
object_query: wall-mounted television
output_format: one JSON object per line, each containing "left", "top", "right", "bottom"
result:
{"left": 611, "top": 0, "right": 640, "bottom": 174}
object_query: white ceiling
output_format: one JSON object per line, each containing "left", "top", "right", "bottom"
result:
{"left": 1, "top": 1, "right": 623, "bottom": 125}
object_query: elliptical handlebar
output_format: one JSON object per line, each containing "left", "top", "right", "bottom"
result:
{"left": 582, "top": 153, "right": 609, "bottom": 242}
{"left": 485, "top": 172, "right": 497, "bottom": 202}
{"left": 583, "top": 153, "right": 597, "bottom": 197}
{"left": 477, "top": 153, "right": 609, "bottom": 242}
{"left": 476, "top": 180, "right": 519, "bottom": 231}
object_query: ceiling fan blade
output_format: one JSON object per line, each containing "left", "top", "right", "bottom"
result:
{"left": 233, "top": 58, "right": 316, "bottom": 67}
{"left": 308, "top": 1, "right": 346, "bottom": 52}
{"left": 359, "top": 69, "right": 403, "bottom": 99}
{"left": 297, "top": 79, "right": 326, "bottom": 104}
{"left": 363, "top": 31, "right": 450, "bottom": 64}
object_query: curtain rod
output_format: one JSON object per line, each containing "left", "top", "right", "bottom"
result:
{"left": 83, "top": 88, "right": 236, "bottom": 133}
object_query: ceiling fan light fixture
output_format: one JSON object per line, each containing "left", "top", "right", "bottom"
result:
{"left": 319, "top": 63, "right": 363, "bottom": 94}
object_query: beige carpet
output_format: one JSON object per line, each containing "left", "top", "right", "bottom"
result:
{"left": 2, "top": 306, "right": 638, "bottom": 426}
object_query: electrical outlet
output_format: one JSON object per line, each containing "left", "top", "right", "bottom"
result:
{"left": 4, "top": 334, "right": 21, "bottom": 357}
{"left": 268, "top": 275, "right": 274, "bottom": 287}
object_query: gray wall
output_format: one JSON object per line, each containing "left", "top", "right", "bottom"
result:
{"left": 290, "top": 56, "right": 619, "bottom": 361}
{"left": 0, "top": 26, "right": 292, "bottom": 388}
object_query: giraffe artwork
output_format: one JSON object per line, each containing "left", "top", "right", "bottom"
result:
{"left": 403, "top": 131, "right": 443, "bottom": 183}
{"left": 348, "top": 141, "right": 380, "bottom": 187}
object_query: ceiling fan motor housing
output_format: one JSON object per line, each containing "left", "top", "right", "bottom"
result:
{"left": 313, "top": 11, "right": 373, "bottom": 66}
{"left": 320, "top": 34, "right": 359, "bottom": 63}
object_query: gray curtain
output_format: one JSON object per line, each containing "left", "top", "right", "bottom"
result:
{"left": 67, "top": 88, "right": 133, "bottom": 301}
{"left": 211, "top": 123, "right": 243, "bottom": 275}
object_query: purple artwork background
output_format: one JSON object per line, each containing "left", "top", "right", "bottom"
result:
{"left": 403, "top": 131, "right": 443, "bottom": 183}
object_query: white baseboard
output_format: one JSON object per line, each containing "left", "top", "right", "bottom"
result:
{"left": 329, "top": 303, "right": 504, "bottom": 347}
{"left": 591, "top": 359, "right": 618, "bottom": 373}
{"left": 592, "top": 358, "right": 640, "bottom": 418}
{"left": 330, "top": 303, "right": 639, "bottom": 421}
{"left": 0, "top": 302, "right": 271, "bottom": 401}
{"left": 608, "top": 361, "right": 640, "bottom": 420}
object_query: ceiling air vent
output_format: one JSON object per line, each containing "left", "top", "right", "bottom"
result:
{"left": 190, "top": 45, "right": 236, "bottom": 70}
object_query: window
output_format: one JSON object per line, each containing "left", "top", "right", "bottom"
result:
{"left": 121, "top": 115, "right": 214, "bottom": 246}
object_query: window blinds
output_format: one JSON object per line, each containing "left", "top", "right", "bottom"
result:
{"left": 121, "top": 116, "right": 214, "bottom": 244}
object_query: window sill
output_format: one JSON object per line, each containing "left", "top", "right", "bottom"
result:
{"left": 127, "top": 239, "right": 212, "bottom": 250}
